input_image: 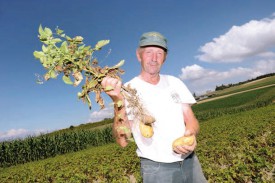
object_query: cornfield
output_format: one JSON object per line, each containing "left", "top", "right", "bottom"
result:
{"left": 0, "top": 127, "right": 114, "bottom": 168}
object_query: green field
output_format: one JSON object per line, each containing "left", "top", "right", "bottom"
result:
{"left": 0, "top": 79, "right": 274, "bottom": 182}
{"left": 207, "top": 75, "right": 275, "bottom": 97}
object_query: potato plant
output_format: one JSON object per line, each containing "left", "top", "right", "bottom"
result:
{"left": 34, "top": 25, "right": 156, "bottom": 139}
{"left": 33, "top": 25, "right": 125, "bottom": 110}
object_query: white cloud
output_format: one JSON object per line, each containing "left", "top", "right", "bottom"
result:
{"left": 179, "top": 64, "right": 218, "bottom": 81}
{"left": 253, "top": 59, "right": 275, "bottom": 74}
{"left": 258, "top": 51, "right": 275, "bottom": 58}
{"left": 179, "top": 59, "right": 275, "bottom": 94}
{"left": 196, "top": 16, "right": 275, "bottom": 62}
{"left": 88, "top": 106, "right": 114, "bottom": 122}
{"left": 0, "top": 128, "right": 47, "bottom": 142}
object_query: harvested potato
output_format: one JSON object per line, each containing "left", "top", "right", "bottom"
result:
{"left": 139, "top": 122, "right": 154, "bottom": 138}
{"left": 172, "top": 135, "right": 195, "bottom": 149}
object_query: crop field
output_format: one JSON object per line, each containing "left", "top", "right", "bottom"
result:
{"left": 193, "top": 86, "right": 275, "bottom": 121}
{"left": 210, "top": 75, "right": 275, "bottom": 97}
{"left": 0, "top": 84, "right": 274, "bottom": 182}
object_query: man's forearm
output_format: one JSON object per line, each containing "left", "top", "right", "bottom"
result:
{"left": 183, "top": 104, "right": 200, "bottom": 136}
{"left": 112, "top": 101, "right": 130, "bottom": 147}
{"left": 185, "top": 117, "right": 200, "bottom": 136}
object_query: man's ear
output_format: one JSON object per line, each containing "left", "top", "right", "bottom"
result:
{"left": 163, "top": 53, "right": 167, "bottom": 63}
{"left": 136, "top": 49, "right": 141, "bottom": 62}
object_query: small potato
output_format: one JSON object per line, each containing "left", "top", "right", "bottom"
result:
{"left": 139, "top": 122, "right": 154, "bottom": 138}
{"left": 172, "top": 135, "right": 195, "bottom": 149}
{"left": 143, "top": 115, "right": 156, "bottom": 124}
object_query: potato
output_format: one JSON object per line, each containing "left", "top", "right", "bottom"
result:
{"left": 172, "top": 135, "right": 195, "bottom": 149}
{"left": 139, "top": 121, "right": 154, "bottom": 138}
{"left": 143, "top": 115, "right": 156, "bottom": 124}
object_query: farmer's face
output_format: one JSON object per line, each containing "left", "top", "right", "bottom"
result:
{"left": 136, "top": 46, "right": 167, "bottom": 75}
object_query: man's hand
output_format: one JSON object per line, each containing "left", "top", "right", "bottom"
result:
{"left": 173, "top": 135, "right": 197, "bottom": 155}
{"left": 101, "top": 76, "right": 123, "bottom": 102}
{"left": 173, "top": 129, "right": 197, "bottom": 155}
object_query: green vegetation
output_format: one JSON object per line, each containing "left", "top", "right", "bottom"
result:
{"left": 215, "top": 73, "right": 275, "bottom": 92}
{"left": 198, "top": 104, "right": 274, "bottom": 182}
{"left": 0, "top": 79, "right": 274, "bottom": 182}
{"left": 213, "top": 75, "right": 275, "bottom": 97}
{"left": 0, "top": 104, "right": 274, "bottom": 182}
{"left": 0, "top": 126, "right": 114, "bottom": 168}
{"left": 0, "top": 143, "right": 140, "bottom": 183}
{"left": 53, "top": 118, "right": 113, "bottom": 134}
{"left": 34, "top": 25, "right": 125, "bottom": 110}
{"left": 193, "top": 86, "right": 275, "bottom": 121}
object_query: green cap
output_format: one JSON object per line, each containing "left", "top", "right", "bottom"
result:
{"left": 139, "top": 31, "right": 168, "bottom": 50}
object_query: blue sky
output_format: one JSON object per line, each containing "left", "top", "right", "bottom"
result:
{"left": 1, "top": 0, "right": 275, "bottom": 141}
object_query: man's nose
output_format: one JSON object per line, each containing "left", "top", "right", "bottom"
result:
{"left": 152, "top": 52, "right": 157, "bottom": 61}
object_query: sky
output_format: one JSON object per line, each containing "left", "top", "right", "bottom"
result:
{"left": 1, "top": 0, "right": 275, "bottom": 141}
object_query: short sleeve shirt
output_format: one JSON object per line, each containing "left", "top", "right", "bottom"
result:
{"left": 125, "top": 75, "right": 196, "bottom": 163}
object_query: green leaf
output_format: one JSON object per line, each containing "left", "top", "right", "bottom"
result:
{"left": 85, "top": 95, "right": 92, "bottom": 110}
{"left": 95, "top": 40, "right": 110, "bottom": 50}
{"left": 38, "top": 24, "right": 44, "bottom": 35}
{"left": 77, "top": 92, "right": 84, "bottom": 98}
{"left": 116, "top": 100, "right": 123, "bottom": 108}
{"left": 44, "top": 27, "right": 52, "bottom": 37}
{"left": 78, "top": 45, "right": 85, "bottom": 50}
{"left": 62, "top": 75, "right": 73, "bottom": 85}
{"left": 75, "top": 36, "right": 83, "bottom": 42}
{"left": 38, "top": 25, "right": 49, "bottom": 41}
{"left": 56, "top": 28, "right": 64, "bottom": 35}
{"left": 33, "top": 51, "right": 45, "bottom": 59}
{"left": 87, "top": 79, "right": 98, "bottom": 88}
{"left": 52, "top": 38, "right": 62, "bottom": 43}
{"left": 105, "top": 85, "right": 114, "bottom": 91}
{"left": 49, "top": 70, "right": 57, "bottom": 79}
{"left": 66, "top": 35, "right": 72, "bottom": 41}
{"left": 60, "top": 41, "right": 68, "bottom": 53}
{"left": 42, "top": 45, "right": 48, "bottom": 52}
{"left": 111, "top": 60, "right": 125, "bottom": 69}
{"left": 46, "top": 56, "right": 54, "bottom": 65}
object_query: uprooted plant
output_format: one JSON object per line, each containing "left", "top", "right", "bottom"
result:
{"left": 33, "top": 25, "right": 155, "bottom": 138}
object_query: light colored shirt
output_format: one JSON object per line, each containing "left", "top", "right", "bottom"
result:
{"left": 125, "top": 75, "right": 196, "bottom": 163}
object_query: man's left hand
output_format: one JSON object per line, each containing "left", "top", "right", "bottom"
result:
{"left": 173, "top": 129, "right": 197, "bottom": 155}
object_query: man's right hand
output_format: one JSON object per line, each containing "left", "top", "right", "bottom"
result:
{"left": 101, "top": 77, "right": 123, "bottom": 102}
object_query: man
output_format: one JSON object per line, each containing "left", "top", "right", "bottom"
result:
{"left": 102, "top": 32, "right": 207, "bottom": 182}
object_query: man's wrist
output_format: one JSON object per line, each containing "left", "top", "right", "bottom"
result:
{"left": 185, "top": 128, "right": 197, "bottom": 136}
